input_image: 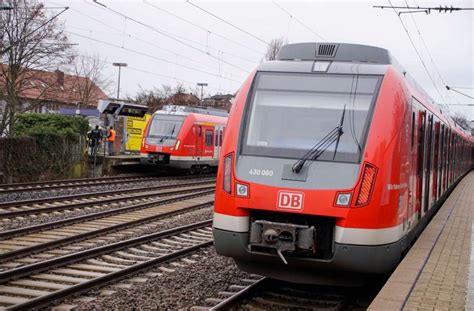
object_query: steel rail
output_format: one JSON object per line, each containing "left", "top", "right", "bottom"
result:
{"left": 0, "top": 187, "right": 214, "bottom": 240}
{"left": 1, "top": 186, "right": 212, "bottom": 235}
{"left": 0, "top": 174, "right": 215, "bottom": 194}
{"left": 0, "top": 173, "right": 145, "bottom": 188}
{"left": 0, "top": 179, "right": 215, "bottom": 214}
{"left": 210, "top": 277, "right": 268, "bottom": 310}
{"left": 0, "top": 197, "right": 213, "bottom": 261}
{"left": 4, "top": 221, "right": 213, "bottom": 311}
{"left": 0, "top": 219, "right": 212, "bottom": 283}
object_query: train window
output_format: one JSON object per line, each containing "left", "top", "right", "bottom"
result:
{"left": 215, "top": 131, "right": 219, "bottom": 147}
{"left": 205, "top": 130, "right": 213, "bottom": 146}
{"left": 411, "top": 112, "right": 415, "bottom": 150}
{"left": 241, "top": 72, "right": 383, "bottom": 162}
{"left": 147, "top": 115, "right": 184, "bottom": 140}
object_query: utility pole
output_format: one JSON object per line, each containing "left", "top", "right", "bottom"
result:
{"left": 197, "top": 82, "right": 208, "bottom": 103}
{"left": 113, "top": 62, "right": 127, "bottom": 154}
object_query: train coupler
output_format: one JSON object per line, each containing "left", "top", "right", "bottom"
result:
{"left": 249, "top": 220, "right": 316, "bottom": 264}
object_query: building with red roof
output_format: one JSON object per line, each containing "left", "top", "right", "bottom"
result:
{"left": 0, "top": 65, "right": 107, "bottom": 115}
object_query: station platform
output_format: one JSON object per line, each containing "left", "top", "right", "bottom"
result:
{"left": 87, "top": 154, "right": 143, "bottom": 175}
{"left": 369, "top": 171, "right": 473, "bottom": 310}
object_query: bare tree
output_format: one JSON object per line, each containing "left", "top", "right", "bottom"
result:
{"left": 265, "top": 37, "right": 285, "bottom": 61}
{"left": 452, "top": 112, "right": 470, "bottom": 130}
{"left": 70, "top": 54, "right": 111, "bottom": 109}
{"left": 0, "top": 0, "right": 71, "bottom": 136}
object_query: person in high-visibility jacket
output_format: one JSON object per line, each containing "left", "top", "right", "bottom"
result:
{"left": 107, "top": 126, "right": 116, "bottom": 156}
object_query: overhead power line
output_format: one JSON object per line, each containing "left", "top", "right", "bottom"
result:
{"left": 91, "top": 0, "right": 249, "bottom": 73}
{"left": 78, "top": 54, "right": 226, "bottom": 93}
{"left": 401, "top": 0, "right": 457, "bottom": 106}
{"left": 373, "top": 4, "right": 474, "bottom": 15}
{"left": 58, "top": 6, "right": 245, "bottom": 80}
{"left": 186, "top": 0, "right": 271, "bottom": 46}
{"left": 143, "top": 1, "right": 263, "bottom": 56}
{"left": 68, "top": 4, "right": 255, "bottom": 67}
{"left": 386, "top": 0, "right": 447, "bottom": 104}
{"left": 66, "top": 31, "right": 241, "bottom": 83}
{"left": 446, "top": 86, "right": 474, "bottom": 100}
{"left": 271, "top": 1, "right": 326, "bottom": 41}
{"left": 1, "top": 6, "right": 69, "bottom": 54}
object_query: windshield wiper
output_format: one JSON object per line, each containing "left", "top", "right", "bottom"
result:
{"left": 159, "top": 124, "right": 176, "bottom": 142}
{"left": 292, "top": 105, "right": 346, "bottom": 173}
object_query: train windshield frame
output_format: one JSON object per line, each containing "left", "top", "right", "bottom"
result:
{"left": 147, "top": 114, "right": 185, "bottom": 140}
{"left": 240, "top": 72, "right": 383, "bottom": 163}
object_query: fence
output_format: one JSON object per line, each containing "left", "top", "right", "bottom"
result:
{"left": 0, "top": 135, "right": 86, "bottom": 184}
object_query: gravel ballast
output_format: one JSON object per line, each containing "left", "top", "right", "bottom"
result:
{"left": 65, "top": 247, "right": 251, "bottom": 310}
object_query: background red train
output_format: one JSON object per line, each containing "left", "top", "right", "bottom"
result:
{"left": 212, "top": 42, "right": 474, "bottom": 284}
{"left": 140, "top": 105, "right": 228, "bottom": 174}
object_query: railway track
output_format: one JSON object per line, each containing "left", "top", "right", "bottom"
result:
{"left": 0, "top": 174, "right": 215, "bottom": 195}
{"left": 0, "top": 220, "right": 213, "bottom": 310}
{"left": 0, "top": 191, "right": 214, "bottom": 264}
{"left": 0, "top": 178, "right": 215, "bottom": 218}
{"left": 194, "top": 277, "right": 348, "bottom": 310}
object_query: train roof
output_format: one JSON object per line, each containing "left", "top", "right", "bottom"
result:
{"left": 153, "top": 105, "right": 227, "bottom": 124}
{"left": 276, "top": 42, "right": 392, "bottom": 65}
{"left": 156, "top": 105, "right": 229, "bottom": 117}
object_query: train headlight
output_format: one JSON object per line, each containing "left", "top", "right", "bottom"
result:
{"left": 175, "top": 140, "right": 181, "bottom": 150}
{"left": 236, "top": 183, "right": 248, "bottom": 197}
{"left": 223, "top": 154, "right": 233, "bottom": 194}
{"left": 335, "top": 193, "right": 351, "bottom": 207}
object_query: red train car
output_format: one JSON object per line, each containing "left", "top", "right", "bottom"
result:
{"left": 213, "top": 43, "right": 474, "bottom": 284}
{"left": 140, "top": 105, "right": 228, "bottom": 173}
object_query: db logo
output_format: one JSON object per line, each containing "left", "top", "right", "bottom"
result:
{"left": 277, "top": 191, "right": 304, "bottom": 210}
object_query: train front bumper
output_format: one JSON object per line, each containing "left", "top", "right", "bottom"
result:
{"left": 213, "top": 227, "right": 404, "bottom": 283}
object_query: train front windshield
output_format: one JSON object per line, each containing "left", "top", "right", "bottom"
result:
{"left": 146, "top": 115, "right": 184, "bottom": 144}
{"left": 242, "top": 72, "right": 382, "bottom": 162}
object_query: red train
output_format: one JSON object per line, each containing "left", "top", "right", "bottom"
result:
{"left": 213, "top": 43, "right": 474, "bottom": 284}
{"left": 140, "top": 105, "right": 228, "bottom": 173}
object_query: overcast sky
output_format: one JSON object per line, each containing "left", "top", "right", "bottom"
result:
{"left": 45, "top": 0, "right": 473, "bottom": 118}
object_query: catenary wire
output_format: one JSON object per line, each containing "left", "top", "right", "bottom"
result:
{"left": 143, "top": 1, "right": 264, "bottom": 56}
{"left": 66, "top": 31, "right": 242, "bottom": 83}
{"left": 186, "top": 0, "right": 271, "bottom": 46}
{"left": 387, "top": 0, "right": 447, "bottom": 105}
{"left": 90, "top": 1, "right": 250, "bottom": 73}
{"left": 272, "top": 0, "right": 327, "bottom": 41}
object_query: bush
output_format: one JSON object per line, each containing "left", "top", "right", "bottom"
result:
{"left": 13, "top": 113, "right": 89, "bottom": 141}
{"left": 0, "top": 114, "right": 89, "bottom": 182}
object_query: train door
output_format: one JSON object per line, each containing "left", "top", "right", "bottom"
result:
{"left": 204, "top": 127, "right": 214, "bottom": 158}
{"left": 408, "top": 104, "right": 416, "bottom": 228}
{"left": 195, "top": 124, "right": 203, "bottom": 159}
{"left": 423, "top": 114, "right": 433, "bottom": 213}
{"left": 438, "top": 124, "right": 444, "bottom": 197}
{"left": 415, "top": 110, "right": 426, "bottom": 220}
{"left": 432, "top": 121, "right": 440, "bottom": 201}
{"left": 213, "top": 125, "right": 223, "bottom": 161}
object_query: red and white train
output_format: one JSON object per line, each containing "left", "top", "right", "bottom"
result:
{"left": 213, "top": 43, "right": 474, "bottom": 284}
{"left": 140, "top": 105, "right": 228, "bottom": 173}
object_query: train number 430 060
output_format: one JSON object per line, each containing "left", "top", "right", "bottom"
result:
{"left": 248, "top": 169, "right": 274, "bottom": 176}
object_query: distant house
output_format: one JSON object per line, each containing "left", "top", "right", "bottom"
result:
{"left": 167, "top": 92, "right": 200, "bottom": 106}
{"left": 202, "top": 93, "right": 234, "bottom": 112}
{"left": 0, "top": 65, "right": 107, "bottom": 116}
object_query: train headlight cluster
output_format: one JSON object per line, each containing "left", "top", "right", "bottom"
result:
{"left": 335, "top": 193, "right": 351, "bottom": 207}
{"left": 236, "top": 183, "right": 248, "bottom": 197}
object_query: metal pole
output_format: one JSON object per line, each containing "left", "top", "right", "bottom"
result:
{"left": 197, "top": 83, "right": 208, "bottom": 104}
{"left": 113, "top": 62, "right": 127, "bottom": 154}
{"left": 117, "top": 66, "right": 121, "bottom": 99}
